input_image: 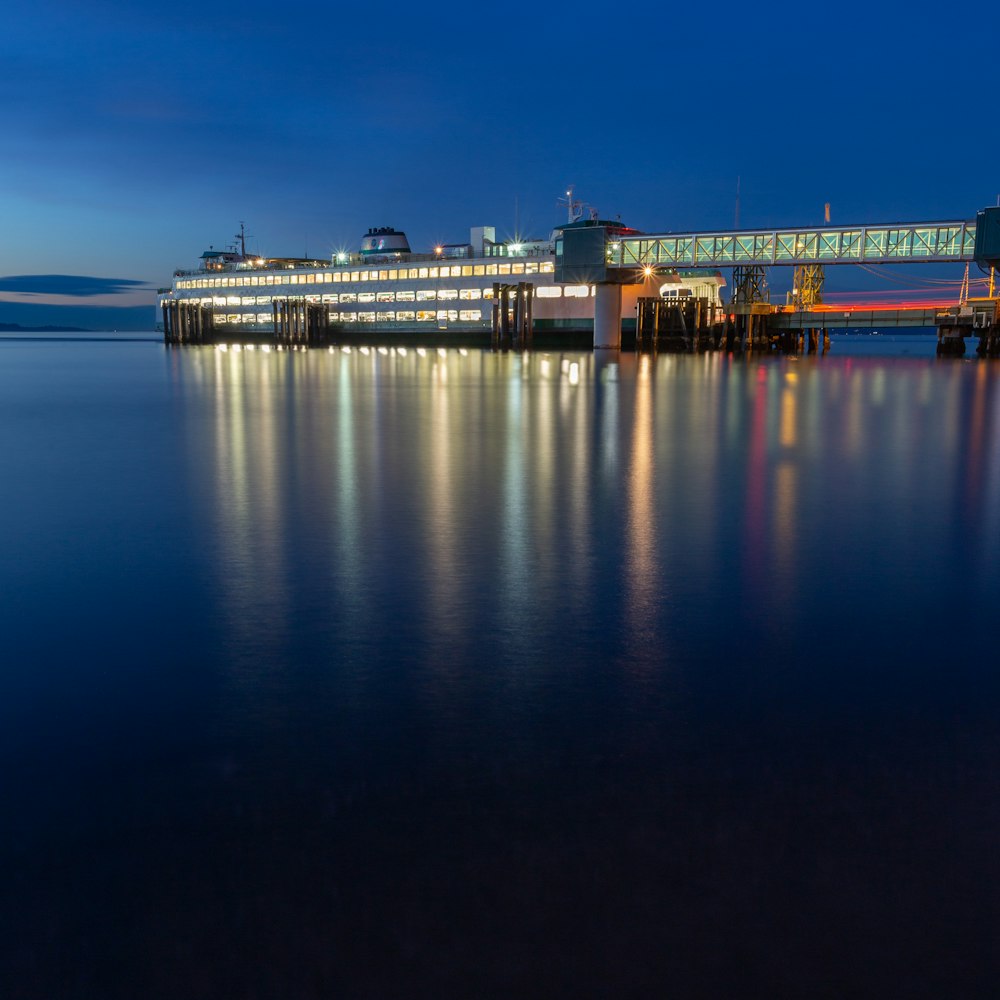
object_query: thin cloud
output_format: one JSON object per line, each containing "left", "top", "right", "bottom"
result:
{"left": 0, "top": 275, "right": 150, "bottom": 297}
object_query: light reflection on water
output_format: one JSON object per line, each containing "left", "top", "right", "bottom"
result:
{"left": 2, "top": 341, "right": 1000, "bottom": 996}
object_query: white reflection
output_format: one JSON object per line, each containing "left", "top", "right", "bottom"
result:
{"left": 206, "top": 347, "right": 291, "bottom": 671}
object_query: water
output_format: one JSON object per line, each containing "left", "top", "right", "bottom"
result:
{"left": 1, "top": 335, "right": 998, "bottom": 998}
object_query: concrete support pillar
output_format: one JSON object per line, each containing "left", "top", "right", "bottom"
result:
{"left": 594, "top": 283, "right": 621, "bottom": 350}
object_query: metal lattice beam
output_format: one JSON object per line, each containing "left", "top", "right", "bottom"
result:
{"left": 791, "top": 264, "right": 824, "bottom": 308}
{"left": 732, "top": 265, "right": 769, "bottom": 306}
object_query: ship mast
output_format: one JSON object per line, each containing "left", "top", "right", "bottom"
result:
{"left": 235, "top": 221, "right": 248, "bottom": 259}
{"left": 560, "top": 187, "right": 583, "bottom": 224}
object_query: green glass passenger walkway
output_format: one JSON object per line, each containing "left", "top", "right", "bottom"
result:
{"left": 606, "top": 220, "right": 978, "bottom": 269}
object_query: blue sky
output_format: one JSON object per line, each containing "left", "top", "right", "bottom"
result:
{"left": 2, "top": 0, "right": 998, "bottom": 328}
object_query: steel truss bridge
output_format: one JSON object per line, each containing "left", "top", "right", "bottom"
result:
{"left": 605, "top": 220, "right": 978, "bottom": 270}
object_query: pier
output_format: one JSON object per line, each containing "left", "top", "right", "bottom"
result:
{"left": 556, "top": 205, "right": 1000, "bottom": 356}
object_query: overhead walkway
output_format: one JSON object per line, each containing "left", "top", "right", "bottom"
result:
{"left": 605, "top": 221, "right": 977, "bottom": 269}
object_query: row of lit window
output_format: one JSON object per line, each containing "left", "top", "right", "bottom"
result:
{"left": 333, "top": 310, "right": 482, "bottom": 323}
{"left": 215, "top": 310, "right": 484, "bottom": 325}
{"left": 177, "top": 260, "right": 556, "bottom": 290}
{"left": 187, "top": 285, "right": 594, "bottom": 309}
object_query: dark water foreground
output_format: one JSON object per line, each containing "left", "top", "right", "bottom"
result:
{"left": 1, "top": 337, "right": 998, "bottom": 998}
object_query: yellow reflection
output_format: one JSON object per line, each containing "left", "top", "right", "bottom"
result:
{"left": 772, "top": 460, "right": 798, "bottom": 590}
{"left": 625, "top": 353, "right": 658, "bottom": 663}
{"left": 424, "top": 345, "right": 462, "bottom": 660}
{"left": 780, "top": 387, "right": 797, "bottom": 449}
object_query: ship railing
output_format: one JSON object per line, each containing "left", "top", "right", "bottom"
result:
{"left": 171, "top": 241, "right": 556, "bottom": 278}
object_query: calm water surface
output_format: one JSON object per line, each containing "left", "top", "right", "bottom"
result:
{"left": 1, "top": 335, "right": 998, "bottom": 997}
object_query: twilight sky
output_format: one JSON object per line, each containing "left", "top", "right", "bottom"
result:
{"left": 2, "top": 0, "right": 998, "bottom": 328}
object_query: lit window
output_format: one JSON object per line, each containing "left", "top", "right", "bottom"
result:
{"left": 358, "top": 311, "right": 376, "bottom": 322}
{"left": 459, "top": 309, "right": 482, "bottom": 321}
{"left": 437, "top": 310, "right": 458, "bottom": 322}
{"left": 418, "top": 268, "right": 429, "bottom": 279}
{"left": 428, "top": 267, "right": 438, "bottom": 279}
{"left": 396, "top": 290, "right": 415, "bottom": 302}
{"left": 388, "top": 270, "right": 398, "bottom": 281}
{"left": 498, "top": 264, "right": 511, "bottom": 275}
{"left": 340, "top": 293, "right": 357, "bottom": 304}
{"left": 511, "top": 263, "right": 525, "bottom": 274}
{"left": 375, "top": 311, "right": 395, "bottom": 322}
{"left": 525, "top": 263, "right": 538, "bottom": 274}
{"left": 486, "top": 264, "right": 498, "bottom": 276}
{"left": 540, "top": 262, "right": 555, "bottom": 273}
{"left": 416, "top": 290, "right": 437, "bottom": 301}
{"left": 474, "top": 265, "right": 485, "bottom": 276}
{"left": 437, "top": 289, "right": 458, "bottom": 300}
{"left": 459, "top": 288, "right": 481, "bottom": 300}
{"left": 217, "top": 315, "right": 228, "bottom": 324}
{"left": 358, "top": 292, "right": 376, "bottom": 303}
{"left": 416, "top": 311, "right": 436, "bottom": 322}
{"left": 536, "top": 287, "right": 562, "bottom": 298}
{"left": 482, "top": 287, "right": 494, "bottom": 299}
{"left": 564, "top": 285, "right": 590, "bottom": 297}
{"left": 396, "top": 310, "right": 415, "bottom": 322}
{"left": 342, "top": 312, "right": 357, "bottom": 322}
{"left": 376, "top": 291, "right": 394, "bottom": 302}
{"left": 461, "top": 266, "right": 473, "bottom": 277}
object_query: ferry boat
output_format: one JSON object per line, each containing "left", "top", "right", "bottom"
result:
{"left": 159, "top": 201, "right": 726, "bottom": 346}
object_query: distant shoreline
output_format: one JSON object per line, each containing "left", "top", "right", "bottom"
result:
{"left": 0, "top": 321, "right": 90, "bottom": 333}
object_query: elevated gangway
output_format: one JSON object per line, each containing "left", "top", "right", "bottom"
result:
{"left": 604, "top": 220, "right": 977, "bottom": 270}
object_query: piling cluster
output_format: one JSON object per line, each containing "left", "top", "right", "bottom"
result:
{"left": 162, "top": 300, "right": 214, "bottom": 345}
{"left": 490, "top": 282, "right": 534, "bottom": 351}
{"left": 633, "top": 297, "right": 830, "bottom": 355}
{"left": 273, "top": 299, "right": 332, "bottom": 347}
